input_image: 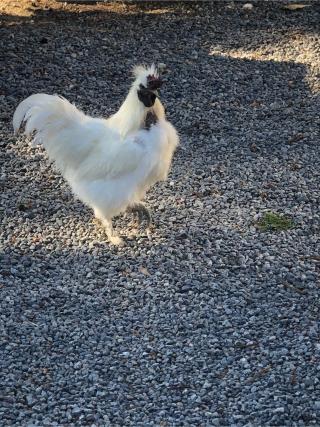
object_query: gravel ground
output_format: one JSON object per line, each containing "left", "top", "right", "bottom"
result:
{"left": 1, "top": 1, "right": 320, "bottom": 426}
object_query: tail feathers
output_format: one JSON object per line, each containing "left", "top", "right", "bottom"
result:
{"left": 13, "top": 94, "right": 54, "bottom": 135}
{"left": 13, "top": 94, "right": 94, "bottom": 173}
{"left": 13, "top": 94, "right": 86, "bottom": 135}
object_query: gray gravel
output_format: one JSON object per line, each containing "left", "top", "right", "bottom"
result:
{"left": 1, "top": 1, "right": 320, "bottom": 426}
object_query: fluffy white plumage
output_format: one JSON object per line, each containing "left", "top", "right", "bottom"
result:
{"left": 13, "top": 65, "right": 179, "bottom": 244}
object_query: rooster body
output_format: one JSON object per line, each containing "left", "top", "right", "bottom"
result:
{"left": 13, "top": 65, "right": 179, "bottom": 244}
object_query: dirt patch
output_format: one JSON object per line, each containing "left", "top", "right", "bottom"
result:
{"left": 0, "top": 0, "right": 161, "bottom": 17}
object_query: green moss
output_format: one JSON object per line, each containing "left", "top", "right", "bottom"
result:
{"left": 257, "top": 212, "right": 294, "bottom": 232}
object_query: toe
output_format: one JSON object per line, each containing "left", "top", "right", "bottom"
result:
{"left": 110, "top": 235, "right": 124, "bottom": 246}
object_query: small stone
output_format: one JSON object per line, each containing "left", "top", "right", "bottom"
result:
{"left": 26, "top": 394, "right": 35, "bottom": 406}
{"left": 72, "top": 406, "right": 82, "bottom": 415}
{"left": 158, "top": 63, "right": 167, "bottom": 72}
{"left": 273, "top": 407, "right": 285, "bottom": 413}
{"left": 243, "top": 3, "right": 254, "bottom": 10}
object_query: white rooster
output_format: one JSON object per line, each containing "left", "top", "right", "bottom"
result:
{"left": 13, "top": 65, "right": 179, "bottom": 245}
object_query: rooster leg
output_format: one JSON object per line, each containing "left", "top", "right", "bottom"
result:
{"left": 94, "top": 209, "right": 123, "bottom": 246}
{"left": 127, "top": 203, "right": 152, "bottom": 227}
{"left": 103, "top": 219, "right": 123, "bottom": 246}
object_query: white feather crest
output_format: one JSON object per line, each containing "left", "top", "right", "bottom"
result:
{"left": 132, "top": 64, "right": 158, "bottom": 81}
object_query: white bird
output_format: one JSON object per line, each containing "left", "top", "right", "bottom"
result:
{"left": 13, "top": 65, "right": 179, "bottom": 245}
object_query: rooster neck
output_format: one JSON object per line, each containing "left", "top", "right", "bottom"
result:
{"left": 108, "top": 89, "right": 147, "bottom": 138}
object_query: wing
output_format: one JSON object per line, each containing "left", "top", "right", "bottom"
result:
{"left": 75, "top": 127, "right": 151, "bottom": 181}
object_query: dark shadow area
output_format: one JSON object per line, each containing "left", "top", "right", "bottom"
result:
{"left": 1, "top": 240, "right": 319, "bottom": 425}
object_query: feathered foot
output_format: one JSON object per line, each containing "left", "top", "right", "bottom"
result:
{"left": 127, "top": 203, "right": 152, "bottom": 228}
{"left": 94, "top": 209, "right": 123, "bottom": 246}
{"left": 106, "top": 227, "right": 123, "bottom": 246}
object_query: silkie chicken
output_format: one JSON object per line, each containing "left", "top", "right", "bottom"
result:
{"left": 13, "top": 65, "right": 179, "bottom": 245}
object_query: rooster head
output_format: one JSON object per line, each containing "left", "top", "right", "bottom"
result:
{"left": 133, "top": 64, "right": 163, "bottom": 108}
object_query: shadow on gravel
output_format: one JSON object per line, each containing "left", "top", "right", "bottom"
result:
{"left": 2, "top": 239, "right": 320, "bottom": 425}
